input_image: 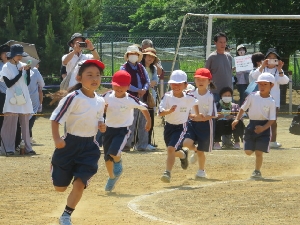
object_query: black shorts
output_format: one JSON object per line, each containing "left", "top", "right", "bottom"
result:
{"left": 164, "top": 122, "right": 187, "bottom": 150}
{"left": 102, "top": 126, "right": 130, "bottom": 161}
{"left": 184, "top": 120, "right": 214, "bottom": 152}
{"left": 51, "top": 133, "right": 100, "bottom": 188}
{"left": 244, "top": 120, "right": 271, "bottom": 153}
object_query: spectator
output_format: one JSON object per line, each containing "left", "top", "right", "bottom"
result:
{"left": 0, "top": 44, "right": 35, "bottom": 155}
{"left": 60, "top": 47, "right": 73, "bottom": 81}
{"left": 249, "top": 52, "right": 264, "bottom": 83}
{"left": 235, "top": 44, "right": 251, "bottom": 105}
{"left": 28, "top": 63, "right": 45, "bottom": 144}
{"left": 62, "top": 33, "right": 100, "bottom": 88}
{"left": 250, "top": 48, "right": 289, "bottom": 149}
{"left": 205, "top": 32, "right": 233, "bottom": 102}
{"left": 120, "top": 45, "right": 150, "bottom": 151}
{"left": 141, "top": 47, "right": 159, "bottom": 150}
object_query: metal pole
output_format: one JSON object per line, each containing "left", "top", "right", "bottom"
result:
{"left": 206, "top": 15, "right": 213, "bottom": 59}
{"left": 111, "top": 34, "right": 114, "bottom": 75}
{"left": 289, "top": 73, "right": 293, "bottom": 115}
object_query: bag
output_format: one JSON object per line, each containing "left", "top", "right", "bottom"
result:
{"left": 146, "top": 89, "right": 156, "bottom": 108}
{"left": 244, "top": 81, "right": 258, "bottom": 98}
{"left": 289, "top": 115, "right": 300, "bottom": 135}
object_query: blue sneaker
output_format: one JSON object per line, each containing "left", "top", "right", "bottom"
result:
{"left": 105, "top": 177, "right": 120, "bottom": 192}
{"left": 59, "top": 215, "right": 72, "bottom": 225}
{"left": 113, "top": 160, "right": 123, "bottom": 177}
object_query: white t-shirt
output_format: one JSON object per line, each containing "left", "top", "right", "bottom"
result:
{"left": 158, "top": 91, "right": 198, "bottom": 125}
{"left": 0, "top": 62, "right": 33, "bottom": 114}
{"left": 102, "top": 91, "right": 148, "bottom": 127}
{"left": 50, "top": 89, "right": 105, "bottom": 137}
{"left": 191, "top": 89, "right": 217, "bottom": 117}
{"left": 250, "top": 67, "right": 289, "bottom": 107}
{"left": 61, "top": 53, "right": 93, "bottom": 88}
{"left": 241, "top": 91, "right": 276, "bottom": 120}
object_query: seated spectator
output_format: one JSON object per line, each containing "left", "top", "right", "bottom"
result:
{"left": 214, "top": 87, "right": 244, "bottom": 149}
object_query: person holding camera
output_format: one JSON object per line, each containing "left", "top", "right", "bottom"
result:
{"left": 250, "top": 48, "right": 289, "bottom": 149}
{"left": 61, "top": 33, "right": 100, "bottom": 89}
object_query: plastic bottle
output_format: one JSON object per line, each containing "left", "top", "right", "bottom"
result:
{"left": 20, "top": 140, "right": 25, "bottom": 155}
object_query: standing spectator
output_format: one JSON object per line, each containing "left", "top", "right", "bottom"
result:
{"left": 250, "top": 48, "right": 289, "bottom": 149}
{"left": 205, "top": 32, "right": 233, "bottom": 102}
{"left": 60, "top": 47, "right": 73, "bottom": 81}
{"left": 235, "top": 44, "right": 251, "bottom": 105}
{"left": 28, "top": 63, "right": 45, "bottom": 144}
{"left": 0, "top": 44, "right": 35, "bottom": 155}
{"left": 141, "top": 47, "right": 159, "bottom": 150}
{"left": 62, "top": 33, "right": 100, "bottom": 88}
{"left": 249, "top": 52, "right": 265, "bottom": 83}
{"left": 120, "top": 45, "right": 150, "bottom": 151}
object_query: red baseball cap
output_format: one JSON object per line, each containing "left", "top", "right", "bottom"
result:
{"left": 112, "top": 70, "right": 131, "bottom": 86}
{"left": 194, "top": 68, "right": 212, "bottom": 79}
{"left": 79, "top": 59, "right": 105, "bottom": 70}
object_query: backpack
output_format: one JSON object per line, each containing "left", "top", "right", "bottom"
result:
{"left": 289, "top": 114, "right": 300, "bottom": 135}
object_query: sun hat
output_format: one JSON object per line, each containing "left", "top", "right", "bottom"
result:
{"left": 78, "top": 59, "right": 105, "bottom": 70}
{"left": 168, "top": 70, "right": 187, "bottom": 83}
{"left": 194, "top": 68, "right": 212, "bottom": 79}
{"left": 265, "top": 48, "right": 280, "bottom": 60}
{"left": 0, "top": 44, "right": 10, "bottom": 54}
{"left": 255, "top": 72, "right": 275, "bottom": 84}
{"left": 67, "top": 33, "right": 86, "bottom": 47}
{"left": 112, "top": 70, "right": 131, "bottom": 86}
{"left": 124, "top": 45, "right": 143, "bottom": 62}
{"left": 236, "top": 44, "right": 247, "bottom": 52}
{"left": 142, "top": 47, "right": 158, "bottom": 64}
{"left": 6, "top": 44, "right": 28, "bottom": 58}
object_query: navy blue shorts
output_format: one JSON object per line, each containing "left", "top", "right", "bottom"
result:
{"left": 244, "top": 120, "right": 271, "bottom": 153}
{"left": 185, "top": 120, "right": 214, "bottom": 152}
{"left": 51, "top": 133, "right": 100, "bottom": 188}
{"left": 102, "top": 126, "right": 130, "bottom": 161}
{"left": 164, "top": 122, "right": 187, "bottom": 150}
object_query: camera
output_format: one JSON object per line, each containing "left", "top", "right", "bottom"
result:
{"left": 268, "top": 59, "right": 278, "bottom": 65}
{"left": 78, "top": 42, "right": 87, "bottom": 48}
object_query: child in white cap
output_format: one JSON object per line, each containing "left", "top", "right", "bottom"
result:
{"left": 232, "top": 72, "right": 276, "bottom": 179}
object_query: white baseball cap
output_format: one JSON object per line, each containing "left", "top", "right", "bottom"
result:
{"left": 168, "top": 70, "right": 187, "bottom": 84}
{"left": 255, "top": 72, "right": 275, "bottom": 84}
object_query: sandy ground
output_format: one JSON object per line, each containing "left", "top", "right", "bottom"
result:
{"left": 0, "top": 90, "right": 299, "bottom": 225}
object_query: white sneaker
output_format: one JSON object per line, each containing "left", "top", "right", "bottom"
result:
{"left": 146, "top": 144, "right": 156, "bottom": 150}
{"left": 195, "top": 170, "right": 207, "bottom": 178}
{"left": 276, "top": 142, "right": 282, "bottom": 147}
{"left": 213, "top": 142, "right": 221, "bottom": 150}
{"left": 270, "top": 142, "right": 280, "bottom": 149}
{"left": 190, "top": 152, "right": 198, "bottom": 164}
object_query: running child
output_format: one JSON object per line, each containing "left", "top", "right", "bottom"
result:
{"left": 102, "top": 70, "right": 151, "bottom": 191}
{"left": 232, "top": 72, "right": 276, "bottom": 179}
{"left": 183, "top": 68, "right": 217, "bottom": 178}
{"left": 50, "top": 60, "right": 106, "bottom": 225}
{"left": 159, "top": 70, "right": 199, "bottom": 183}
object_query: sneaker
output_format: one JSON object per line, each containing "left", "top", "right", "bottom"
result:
{"left": 161, "top": 171, "right": 171, "bottom": 183}
{"left": 146, "top": 144, "right": 156, "bottom": 151}
{"left": 195, "top": 170, "right": 207, "bottom": 179}
{"left": 180, "top": 149, "right": 189, "bottom": 170}
{"left": 26, "top": 150, "right": 36, "bottom": 155}
{"left": 276, "top": 142, "right": 282, "bottom": 147}
{"left": 122, "top": 146, "right": 131, "bottom": 152}
{"left": 190, "top": 151, "right": 198, "bottom": 164}
{"left": 59, "top": 215, "right": 72, "bottom": 225}
{"left": 113, "top": 160, "right": 123, "bottom": 177}
{"left": 270, "top": 142, "right": 280, "bottom": 149}
{"left": 250, "top": 170, "right": 262, "bottom": 179}
{"left": 233, "top": 142, "right": 240, "bottom": 149}
{"left": 105, "top": 177, "right": 120, "bottom": 192}
{"left": 213, "top": 142, "right": 221, "bottom": 150}
{"left": 15, "top": 146, "right": 20, "bottom": 152}
{"left": 6, "top": 152, "right": 15, "bottom": 156}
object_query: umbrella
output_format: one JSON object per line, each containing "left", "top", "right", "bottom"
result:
{"left": 4, "top": 40, "right": 40, "bottom": 68}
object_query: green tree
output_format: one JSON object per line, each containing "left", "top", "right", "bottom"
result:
{"left": 6, "top": 7, "right": 18, "bottom": 40}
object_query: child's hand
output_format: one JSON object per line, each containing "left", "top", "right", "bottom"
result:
{"left": 189, "top": 114, "right": 197, "bottom": 120}
{"left": 193, "top": 113, "right": 205, "bottom": 121}
{"left": 54, "top": 138, "right": 66, "bottom": 149}
{"left": 254, "top": 125, "right": 264, "bottom": 134}
{"left": 98, "top": 121, "right": 106, "bottom": 133}
{"left": 145, "top": 121, "right": 151, "bottom": 131}
{"left": 217, "top": 113, "right": 224, "bottom": 119}
{"left": 232, "top": 119, "right": 239, "bottom": 130}
{"left": 169, "top": 105, "right": 177, "bottom": 114}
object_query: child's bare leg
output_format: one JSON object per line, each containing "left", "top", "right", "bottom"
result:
{"left": 196, "top": 151, "right": 206, "bottom": 170}
{"left": 105, "top": 160, "right": 115, "bottom": 178}
{"left": 66, "top": 178, "right": 85, "bottom": 209}
{"left": 254, "top": 151, "right": 263, "bottom": 171}
{"left": 111, "top": 155, "right": 121, "bottom": 163}
{"left": 183, "top": 138, "right": 196, "bottom": 151}
{"left": 245, "top": 150, "right": 254, "bottom": 156}
{"left": 166, "top": 146, "right": 176, "bottom": 171}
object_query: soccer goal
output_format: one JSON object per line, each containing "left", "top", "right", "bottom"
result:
{"left": 172, "top": 14, "right": 300, "bottom": 114}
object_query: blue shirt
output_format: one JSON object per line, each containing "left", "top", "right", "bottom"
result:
{"left": 0, "top": 62, "right": 8, "bottom": 94}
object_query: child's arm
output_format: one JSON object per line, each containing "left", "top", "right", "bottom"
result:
{"left": 254, "top": 120, "right": 275, "bottom": 134}
{"left": 232, "top": 109, "right": 245, "bottom": 130}
{"left": 140, "top": 109, "right": 151, "bottom": 131}
{"left": 98, "top": 121, "right": 106, "bottom": 133}
{"left": 158, "top": 105, "right": 177, "bottom": 117}
{"left": 51, "top": 120, "right": 66, "bottom": 149}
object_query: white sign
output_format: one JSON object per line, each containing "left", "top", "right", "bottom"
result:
{"left": 234, "top": 55, "right": 253, "bottom": 72}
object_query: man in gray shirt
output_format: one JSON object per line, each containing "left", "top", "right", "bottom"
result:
{"left": 205, "top": 32, "right": 233, "bottom": 102}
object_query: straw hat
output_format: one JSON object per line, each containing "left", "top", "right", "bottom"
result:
{"left": 124, "top": 45, "right": 143, "bottom": 62}
{"left": 143, "top": 47, "right": 158, "bottom": 64}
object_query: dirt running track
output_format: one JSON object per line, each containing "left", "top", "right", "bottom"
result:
{"left": 0, "top": 112, "right": 300, "bottom": 225}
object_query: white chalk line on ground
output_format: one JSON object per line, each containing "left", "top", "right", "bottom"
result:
{"left": 127, "top": 175, "right": 300, "bottom": 225}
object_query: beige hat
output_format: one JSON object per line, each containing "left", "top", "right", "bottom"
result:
{"left": 142, "top": 47, "right": 158, "bottom": 64}
{"left": 124, "top": 45, "right": 143, "bottom": 62}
